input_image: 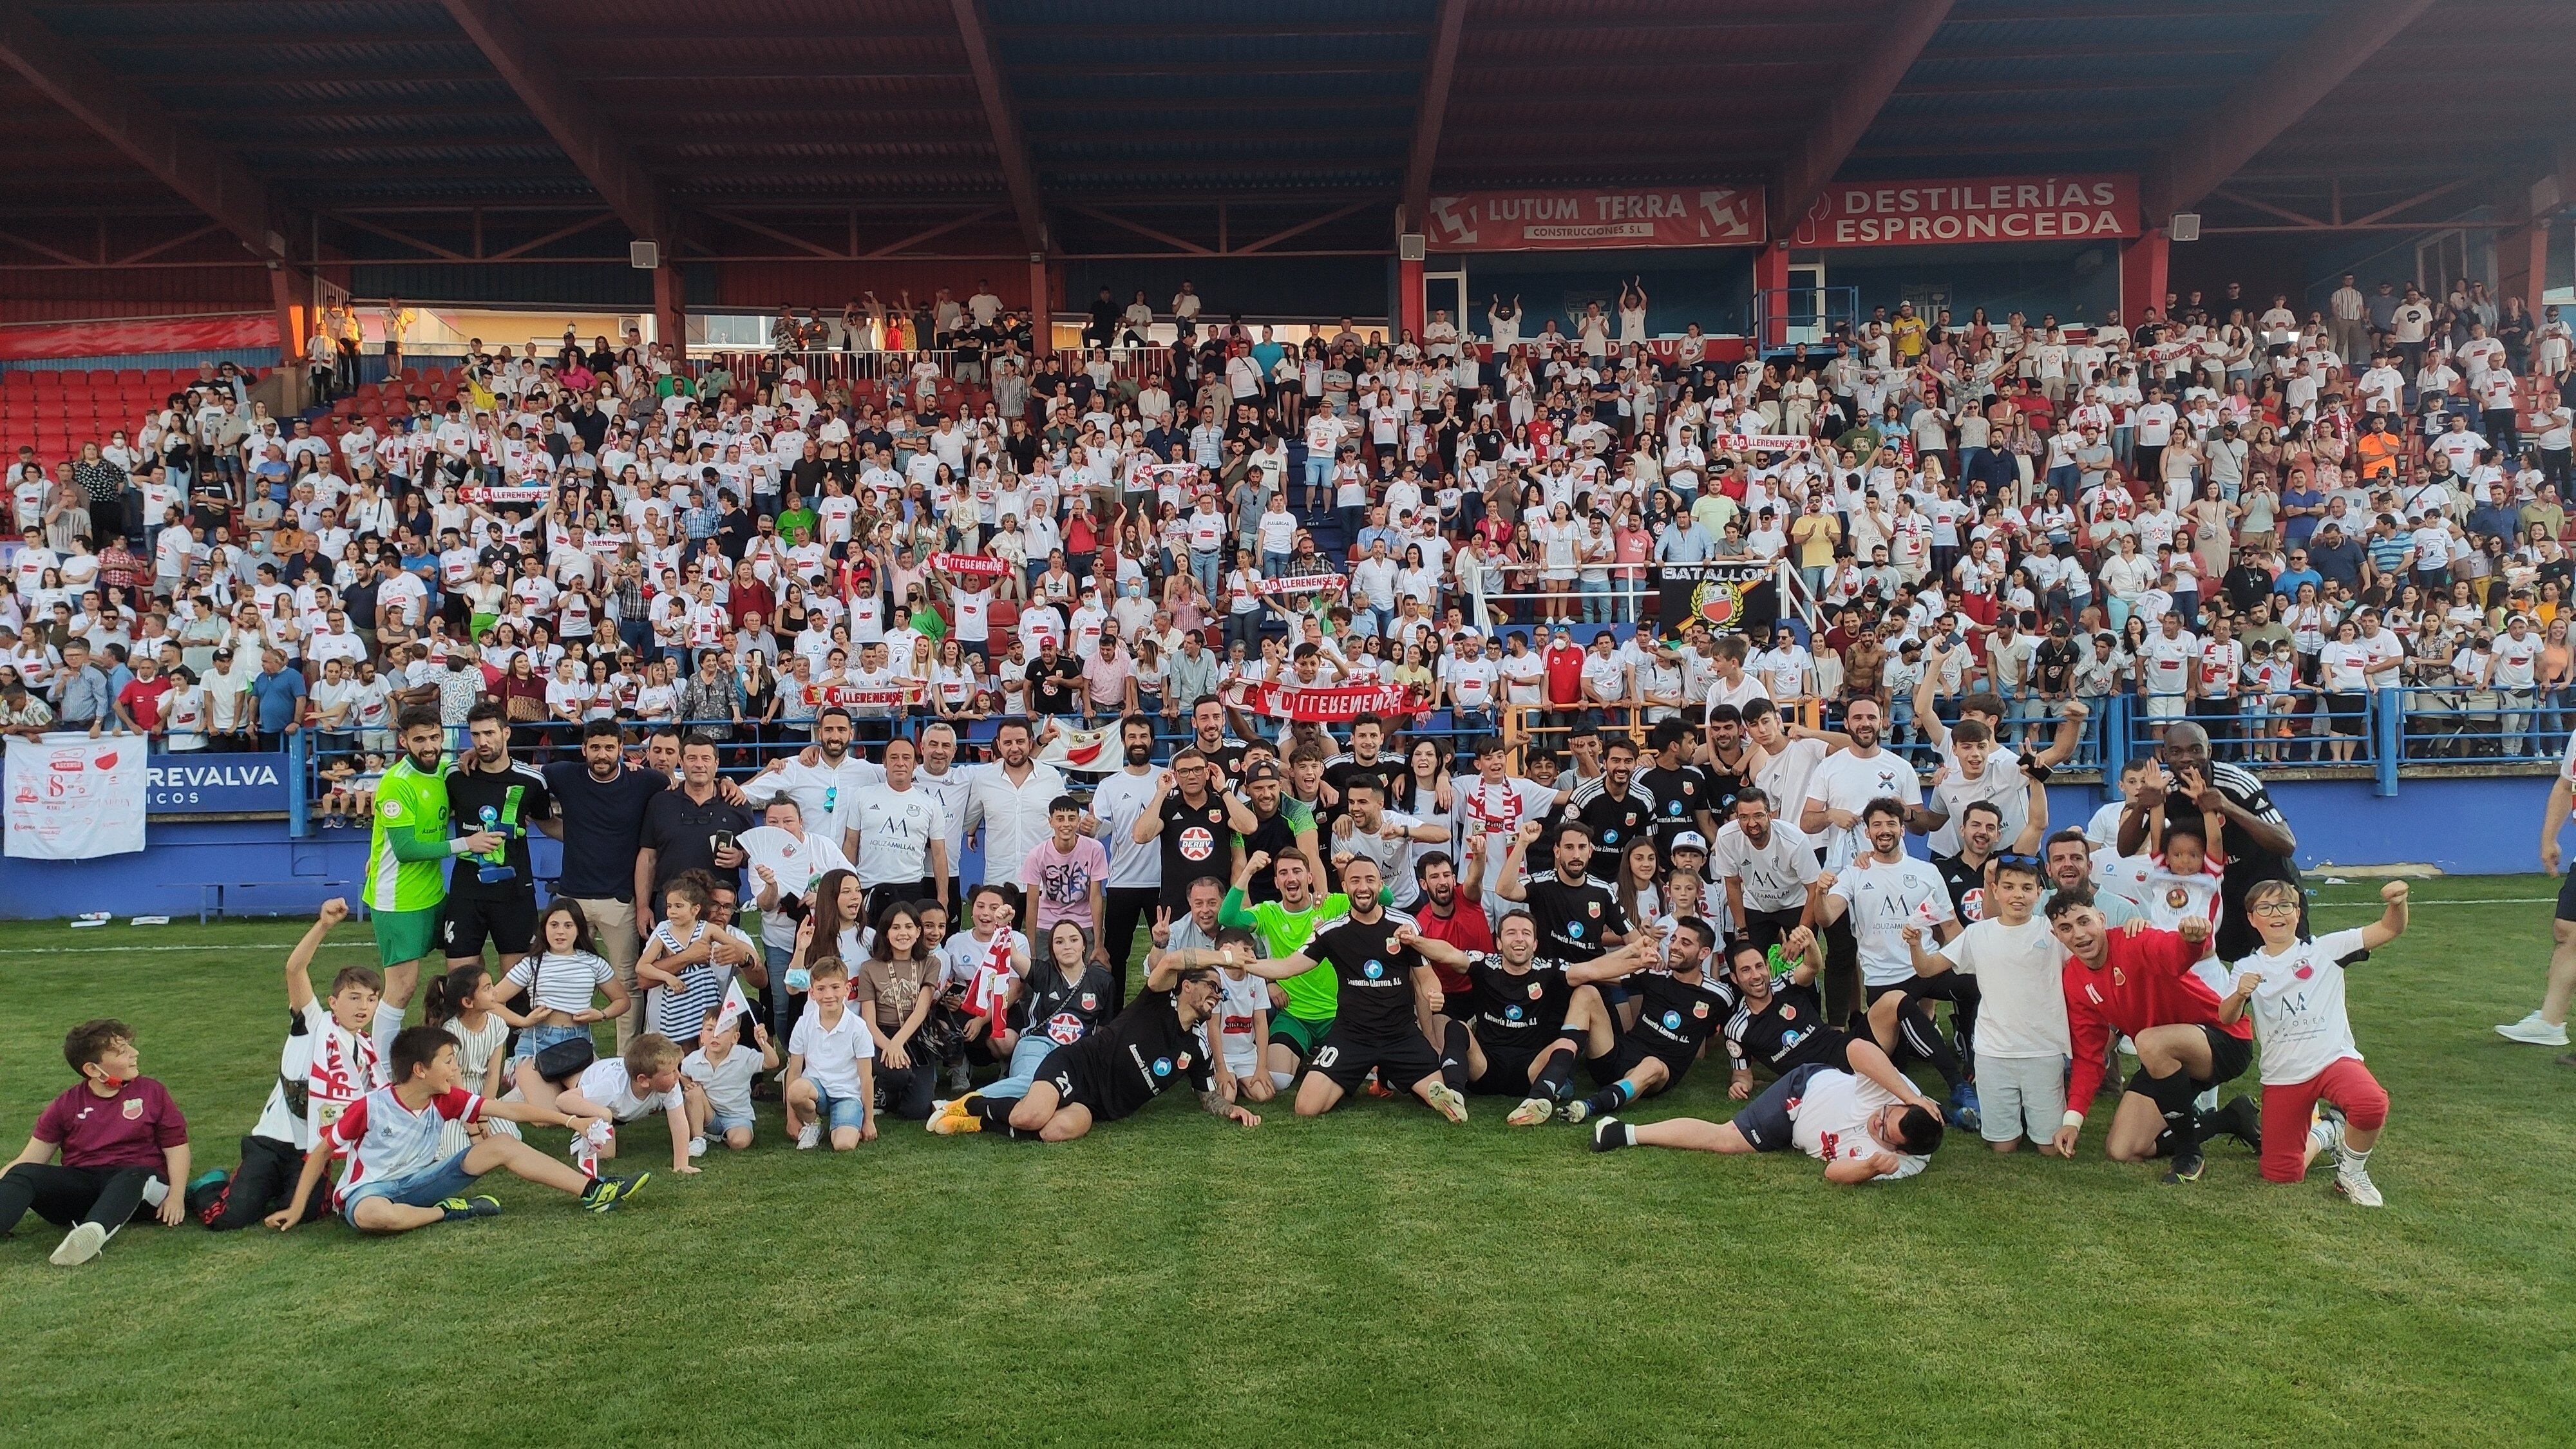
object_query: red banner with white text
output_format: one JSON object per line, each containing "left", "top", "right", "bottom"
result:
{"left": 1226, "top": 681, "right": 1426, "bottom": 723}
{"left": 1789, "top": 174, "right": 2139, "bottom": 249}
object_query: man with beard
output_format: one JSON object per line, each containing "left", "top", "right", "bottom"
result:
{"left": 1237, "top": 857, "right": 1473, "bottom": 1122}
{"left": 542, "top": 718, "right": 672, "bottom": 1050}
{"left": 1184, "top": 694, "right": 1247, "bottom": 783}
{"left": 1325, "top": 777, "right": 1448, "bottom": 907}
{"left": 1527, "top": 916, "right": 1733, "bottom": 1125}
{"left": 439, "top": 701, "right": 553, "bottom": 977}
{"left": 1564, "top": 736, "right": 1656, "bottom": 864}
{"left": 365, "top": 707, "right": 502, "bottom": 1053}
{"left": 746, "top": 707, "right": 882, "bottom": 844}
{"left": 1088, "top": 715, "right": 1167, "bottom": 1000}
{"left": 1408, "top": 850, "right": 1493, "bottom": 1009}
{"left": 1495, "top": 819, "right": 1628, "bottom": 978}
{"left": 2042, "top": 826, "right": 2141, "bottom": 925}
{"left": 2114, "top": 720, "right": 2298, "bottom": 960}
{"left": 1721, "top": 929, "right": 1873, "bottom": 1088}
{"left": 963, "top": 717, "right": 1071, "bottom": 895}
{"left": 1799, "top": 697, "right": 1927, "bottom": 1022}
{"left": 1223, "top": 846, "right": 1374, "bottom": 1088}
{"left": 1636, "top": 718, "right": 1723, "bottom": 865}
{"left": 1233, "top": 761, "right": 1315, "bottom": 904}
{"left": 1818, "top": 798, "right": 1973, "bottom": 1128}
{"left": 1712, "top": 788, "right": 1820, "bottom": 949}
{"left": 1437, "top": 909, "right": 1579, "bottom": 1117}
{"left": 1320, "top": 712, "right": 1408, "bottom": 832}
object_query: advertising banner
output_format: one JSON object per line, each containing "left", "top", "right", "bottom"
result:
{"left": 6, "top": 735, "right": 147, "bottom": 859}
{"left": 1789, "top": 175, "right": 2139, "bottom": 248}
{"left": 1425, "top": 185, "right": 1766, "bottom": 252}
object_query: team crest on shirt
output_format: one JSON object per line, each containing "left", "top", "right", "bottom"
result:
{"left": 1780, "top": 1004, "right": 1797, "bottom": 1021}
{"left": 121, "top": 1098, "right": 144, "bottom": 1119}
{"left": 1386, "top": 936, "right": 1403, "bottom": 954}
{"left": 2110, "top": 969, "right": 2126, "bottom": 988}
{"left": 1587, "top": 902, "right": 1601, "bottom": 917}
{"left": 1961, "top": 887, "right": 1986, "bottom": 922}
{"left": 1177, "top": 1052, "right": 1191, "bottom": 1070}
{"left": 2166, "top": 887, "right": 2189, "bottom": 910}
{"left": 1692, "top": 1000, "right": 1710, "bottom": 1018}
{"left": 1079, "top": 994, "right": 1097, "bottom": 1011}
{"left": 1527, "top": 981, "right": 1544, "bottom": 999}
{"left": 2294, "top": 965, "right": 2315, "bottom": 980}
{"left": 1179, "top": 826, "right": 1215, "bottom": 860}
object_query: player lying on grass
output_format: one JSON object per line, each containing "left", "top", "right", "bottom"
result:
{"left": 0, "top": 1018, "right": 190, "bottom": 1266}
{"left": 2221, "top": 878, "right": 2409, "bottom": 1206}
{"left": 267, "top": 1027, "right": 646, "bottom": 1233}
{"left": 1587, "top": 1022, "right": 1947, "bottom": 1184}
{"left": 929, "top": 941, "right": 1261, "bottom": 1141}
{"left": 1231, "top": 855, "right": 1475, "bottom": 1122}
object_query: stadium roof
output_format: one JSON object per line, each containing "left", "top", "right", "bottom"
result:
{"left": 0, "top": 0, "right": 2569, "bottom": 270}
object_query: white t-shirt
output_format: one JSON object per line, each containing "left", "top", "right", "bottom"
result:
{"left": 846, "top": 783, "right": 948, "bottom": 885}
{"left": 1711, "top": 819, "right": 1819, "bottom": 913}
{"left": 575, "top": 1057, "right": 679, "bottom": 1122}
{"left": 1829, "top": 853, "right": 1954, "bottom": 987}
{"left": 788, "top": 1003, "right": 877, "bottom": 1099}
{"left": 1216, "top": 969, "right": 1268, "bottom": 1074}
{"left": 683, "top": 1043, "right": 759, "bottom": 1123}
{"left": 1803, "top": 748, "right": 1922, "bottom": 869}
{"left": 2233, "top": 927, "right": 2368, "bottom": 1085}
{"left": 737, "top": 826, "right": 853, "bottom": 948}
{"left": 1925, "top": 755, "right": 2026, "bottom": 860}
{"left": 1937, "top": 916, "right": 2069, "bottom": 1059}
{"left": 1788, "top": 1068, "right": 1929, "bottom": 1180}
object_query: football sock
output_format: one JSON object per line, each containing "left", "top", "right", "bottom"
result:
{"left": 1439, "top": 1021, "right": 1471, "bottom": 1092}
{"left": 971, "top": 1096, "right": 1017, "bottom": 1128}
{"left": 1897, "top": 999, "right": 1968, "bottom": 1092}
{"left": 1582, "top": 1079, "right": 1638, "bottom": 1117}
{"left": 1533, "top": 1045, "right": 1581, "bottom": 1101}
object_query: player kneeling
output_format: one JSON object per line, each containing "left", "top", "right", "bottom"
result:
{"left": 1589, "top": 1029, "right": 1947, "bottom": 1184}
{"left": 267, "top": 1027, "right": 647, "bottom": 1234}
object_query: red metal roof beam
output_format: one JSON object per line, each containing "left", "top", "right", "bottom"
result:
{"left": 437, "top": 0, "right": 675, "bottom": 246}
{"left": 950, "top": 0, "right": 1046, "bottom": 251}
{"left": 2138, "top": 0, "right": 2437, "bottom": 223}
{"left": 1772, "top": 0, "right": 1954, "bottom": 233}
{"left": 0, "top": 1, "right": 287, "bottom": 260}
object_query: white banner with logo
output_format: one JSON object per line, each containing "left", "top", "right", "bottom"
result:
{"left": 6, "top": 734, "right": 148, "bottom": 860}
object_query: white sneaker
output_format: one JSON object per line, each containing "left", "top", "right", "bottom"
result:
{"left": 2496, "top": 1012, "right": 2569, "bottom": 1046}
{"left": 687, "top": 1136, "right": 707, "bottom": 1159}
{"left": 49, "top": 1221, "right": 107, "bottom": 1266}
{"left": 2334, "top": 1155, "right": 2385, "bottom": 1208}
{"left": 795, "top": 1121, "right": 822, "bottom": 1150}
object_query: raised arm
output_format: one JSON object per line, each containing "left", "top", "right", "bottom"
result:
{"left": 283, "top": 896, "right": 352, "bottom": 1012}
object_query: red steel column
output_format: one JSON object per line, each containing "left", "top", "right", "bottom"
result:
{"left": 1754, "top": 242, "right": 1790, "bottom": 347}
{"left": 1028, "top": 254, "right": 1054, "bottom": 357}
{"left": 654, "top": 263, "right": 687, "bottom": 363}
{"left": 2121, "top": 228, "right": 2169, "bottom": 329}
{"left": 1398, "top": 255, "right": 1426, "bottom": 340}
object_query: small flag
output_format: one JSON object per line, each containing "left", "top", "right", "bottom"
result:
{"left": 717, "top": 976, "right": 755, "bottom": 1035}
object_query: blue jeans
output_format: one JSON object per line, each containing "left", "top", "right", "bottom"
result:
{"left": 1302, "top": 454, "right": 1329, "bottom": 495}
{"left": 1190, "top": 548, "right": 1222, "bottom": 600}
{"left": 341, "top": 1147, "right": 478, "bottom": 1226}
{"left": 1578, "top": 576, "right": 1612, "bottom": 622}
{"left": 1262, "top": 551, "right": 1289, "bottom": 579}
{"left": 980, "top": 1032, "right": 1059, "bottom": 1100}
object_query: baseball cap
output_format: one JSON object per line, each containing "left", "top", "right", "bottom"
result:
{"left": 1671, "top": 830, "right": 1709, "bottom": 854}
{"left": 1243, "top": 761, "right": 1281, "bottom": 784}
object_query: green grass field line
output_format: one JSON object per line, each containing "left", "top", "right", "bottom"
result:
{"left": 5, "top": 880, "right": 2574, "bottom": 1444}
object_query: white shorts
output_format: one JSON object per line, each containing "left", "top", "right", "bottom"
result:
{"left": 2145, "top": 695, "right": 2188, "bottom": 721}
{"left": 1975, "top": 1051, "right": 2068, "bottom": 1146}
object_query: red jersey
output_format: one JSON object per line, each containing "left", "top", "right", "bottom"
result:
{"left": 1410, "top": 891, "right": 1497, "bottom": 994}
{"left": 2061, "top": 926, "right": 2248, "bottom": 1107}
{"left": 1543, "top": 643, "right": 1586, "bottom": 706}
{"left": 33, "top": 1077, "right": 187, "bottom": 1173}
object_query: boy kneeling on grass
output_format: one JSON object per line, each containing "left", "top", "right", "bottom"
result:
{"left": 546, "top": 1034, "right": 708, "bottom": 1176}
{"left": 684, "top": 1004, "right": 779, "bottom": 1151}
{"left": 267, "top": 1027, "right": 647, "bottom": 1235}
{"left": 1, "top": 1019, "right": 191, "bottom": 1266}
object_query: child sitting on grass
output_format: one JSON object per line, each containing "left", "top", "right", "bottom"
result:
{"left": 785, "top": 954, "right": 876, "bottom": 1151}
{"left": 683, "top": 1005, "right": 779, "bottom": 1151}
{"left": 194, "top": 900, "right": 381, "bottom": 1231}
{"left": 637, "top": 878, "right": 723, "bottom": 1050}
{"left": 551, "top": 1034, "right": 707, "bottom": 1175}
{"left": 267, "top": 1028, "right": 643, "bottom": 1235}
{"left": 1, "top": 1019, "right": 191, "bottom": 1266}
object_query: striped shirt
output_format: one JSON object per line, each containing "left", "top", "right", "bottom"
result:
{"left": 506, "top": 951, "right": 614, "bottom": 1015}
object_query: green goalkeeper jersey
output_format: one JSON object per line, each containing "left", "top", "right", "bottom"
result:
{"left": 364, "top": 756, "right": 454, "bottom": 912}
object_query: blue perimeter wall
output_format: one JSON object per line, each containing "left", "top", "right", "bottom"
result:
{"left": 0, "top": 777, "right": 2550, "bottom": 921}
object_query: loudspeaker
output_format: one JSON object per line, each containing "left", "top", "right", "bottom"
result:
{"left": 1398, "top": 232, "right": 1427, "bottom": 261}
{"left": 630, "top": 240, "right": 661, "bottom": 269}
{"left": 2168, "top": 213, "right": 2201, "bottom": 243}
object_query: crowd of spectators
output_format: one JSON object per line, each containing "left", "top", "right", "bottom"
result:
{"left": 6, "top": 268, "right": 2575, "bottom": 778}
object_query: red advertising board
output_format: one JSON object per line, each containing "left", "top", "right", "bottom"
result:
{"left": 1789, "top": 175, "right": 2139, "bottom": 248}
{"left": 1424, "top": 185, "right": 1766, "bottom": 252}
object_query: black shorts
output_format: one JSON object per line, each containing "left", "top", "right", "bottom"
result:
{"left": 439, "top": 891, "right": 538, "bottom": 958}
{"left": 1740, "top": 907, "right": 1805, "bottom": 948}
{"left": 1594, "top": 1032, "right": 1696, "bottom": 1093}
{"left": 2123, "top": 1024, "right": 2254, "bottom": 1095}
{"left": 1730, "top": 1061, "right": 1832, "bottom": 1151}
{"left": 1035, "top": 1047, "right": 1129, "bottom": 1123}
{"left": 2555, "top": 867, "right": 2576, "bottom": 923}
{"left": 1311, "top": 1024, "right": 1443, "bottom": 1094}
{"left": 1464, "top": 1041, "right": 1542, "bottom": 1096}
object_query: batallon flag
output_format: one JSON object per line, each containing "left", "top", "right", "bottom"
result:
{"left": 460, "top": 484, "right": 553, "bottom": 505}
{"left": 1037, "top": 724, "right": 1120, "bottom": 773}
{"left": 1708, "top": 432, "right": 1814, "bottom": 455}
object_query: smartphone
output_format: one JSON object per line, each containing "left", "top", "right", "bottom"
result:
{"left": 711, "top": 830, "right": 737, "bottom": 855}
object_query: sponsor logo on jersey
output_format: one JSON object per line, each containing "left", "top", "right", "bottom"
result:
{"left": 1179, "top": 826, "right": 1215, "bottom": 860}
{"left": 1363, "top": 960, "right": 1385, "bottom": 979}
{"left": 1663, "top": 1010, "right": 1682, "bottom": 1030}
{"left": 1505, "top": 1005, "right": 1524, "bottom": 1021}
{"left": 1152, "top": 1057, "right": 1171, "bottom": 1077}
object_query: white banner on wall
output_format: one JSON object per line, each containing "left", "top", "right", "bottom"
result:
{"left": 6, "top": 734, "right": 148, "bottom": 860}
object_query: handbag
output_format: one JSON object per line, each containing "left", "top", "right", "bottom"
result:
{"left": 505, "top": 694, "right": 544, "bottom": 723}
{"left": 531, "top": 1035, "right": 595, "bottom": 1084}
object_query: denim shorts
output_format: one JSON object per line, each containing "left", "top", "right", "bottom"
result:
{"left": 510, "top": 1021, "right": 590, "bottom": 1065}
{"left": 341, "top": 1147, "right": 480, "bottom": 1226}
{"left": 813, "top": 1088, "right": 868, "bottom": 1132}
{"left": 709, "top": 1109, "right": 756, "bottom": 1136}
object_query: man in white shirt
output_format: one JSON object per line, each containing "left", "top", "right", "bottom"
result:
{"left": 846, "top": 734, "right": 950, "bottom": 917}
{"left": 2487, "top": 612, "right": 2544, "bottom": 757}
{"left": 960, "top": 717, "right": 1068, "bottom": 889}
{"left": 743, "top": 708, "right": 884, "bottom": 842}
{"left": 2137, "top": 612, "right": 2198, "bottom": 721}
{"left": 1817, "top": 797, "right": 1965, "bottom": 1109}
